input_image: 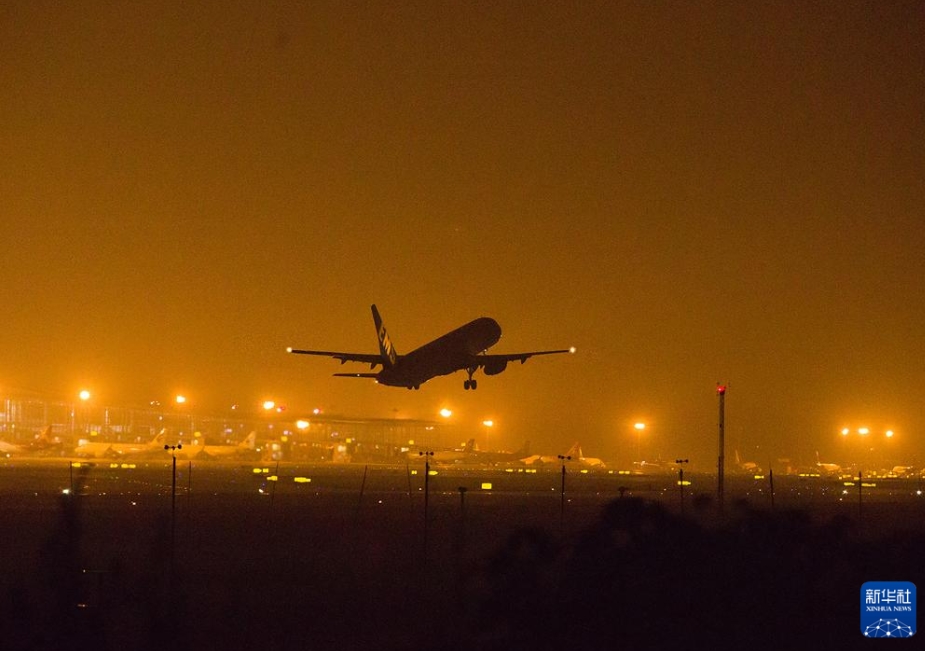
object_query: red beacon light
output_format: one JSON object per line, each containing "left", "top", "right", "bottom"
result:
{"left": 716, "top": 384, "right": 727, "bottom": 395}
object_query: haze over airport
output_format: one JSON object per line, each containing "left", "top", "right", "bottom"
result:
{"left": 2, "top": 2, "right": 923, "bottom": 468}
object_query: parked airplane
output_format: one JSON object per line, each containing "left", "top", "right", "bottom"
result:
{"left": 815, "top": 451, "right": 843, "bottom": 476}
{"left": 411, "top": 438, "right": 477, "bottom": 464}
{"left": 0, "top": 426, "right": 60, "bottom": 456}
{"left": 0, "top": 438, "right": 22, "bottom": 456}
{"left": 521, "top": 442, "right": 605, "bottom": 469}
{"left": 734, "top": 449, "right": 763, "bottom": 475}
{"left": 170, "top": 431, "right": 258, "bottom": 460}
{"left": 75, "top": 429, "right": 168, "bottom": 458}
{"left": 416, "top": 439, "right": 531, "bottom": 465}
{"left": 287, "top": 304, "right": 575, "bottom": 390}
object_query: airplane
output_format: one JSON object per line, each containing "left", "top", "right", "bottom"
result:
{"left": 287, "top": 304, "right": 575, "bottom": 390}
{"left": 169, "top": 431, "right": 258, "bottom": 460}
{"left": 815, "top": 451, "right": 843, "bottom": 476}
{"left": 75, "top": 429, "right": 168, "bottom": 458}
{"left": 734, "top": 449, "right": 763, "bottom": 475}
{"left": 0, "top": 426, "right": 63, "bottom": 457}
{"left": 410, "top": 438, "right": 477, "bottom": 464}
{"left": 0, "top": 438, "right": 22, "bottom": 456}
{"left": 465, "top": 440, "right": 532, "bottom": 466}
{"left": 416, "top": 439, "right": 532, "bottom": 465}
{"left": 521, "top": 442, "right": 605, "bottom": 469}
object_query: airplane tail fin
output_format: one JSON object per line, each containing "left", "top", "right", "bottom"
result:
{"left": 152, "top": 429, "right": 167, "bottom": 448}
{"left": 564, "top": 441, "right": 581, "bottom": 459}
{"left": 464, "top": 438, "right": 476, "bottom": 453}
{"left": 371, "top": 304, "right": 398, "bottom": 369}
{"left": 240, "top": 431, "right": 257, "bottom": 449}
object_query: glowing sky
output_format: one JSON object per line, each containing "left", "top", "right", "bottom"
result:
{"left": 2, "top": 1, "right": 923, "bottom": 467}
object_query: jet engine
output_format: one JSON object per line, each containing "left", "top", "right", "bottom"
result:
{"left": 483, "top": 359, "right": 508, "bottom": 376}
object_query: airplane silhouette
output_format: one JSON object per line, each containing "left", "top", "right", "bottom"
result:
{"left": 287, "top": 304, "right": 574, "bottom": 390}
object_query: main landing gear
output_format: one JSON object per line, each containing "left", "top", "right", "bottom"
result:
{"left": 464, "top": 368, "right": 478, "bottom": 390}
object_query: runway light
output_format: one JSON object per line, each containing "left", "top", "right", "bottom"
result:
{"left": 481, "top": 482, "right": 493, "bottom": 490}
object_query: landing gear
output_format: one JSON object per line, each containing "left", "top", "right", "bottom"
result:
{"left": 464, "top": 369, "right": 478, "bottom": 390}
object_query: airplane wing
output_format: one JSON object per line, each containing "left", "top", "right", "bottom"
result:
{"left": 476, "top": 347, "right": 575, "bottom": 365}
{"left": 286, "top": 348, "right": 385, "bottom": 368}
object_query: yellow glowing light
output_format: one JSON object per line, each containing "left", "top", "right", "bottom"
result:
{"left": 78, "top": 390, "right": 91, "bottom": 401}
{"left": 440, "top": 408, "right": 452, "bottom": 418}
{"left": 293, "top": 477, "right": 311, "bottom": 483}
{"left": 858, "top": 427, "right": 869, "bottom": 435}
{"left": 481, "top": 482, "right": 493, "bottom": 490}
{"left": 267, "top": 475, "right": 278, "bottom": 482}
{"left": 886, "top": 430, "right": 894, "bottom": 438}
{"left": 262, "top": 400, "right": 276, "bottom": 411}
{"left": 569, "top": 347, "right": 577, "bottom": 353}
{"left": 175, "top": 395, "right": 187, "bottom": 405}
{"left": 634, "top": 422, "right": 646, "bottom": 430}
{"left": 482, "top": 420, "right": 494, "bottom": 427}
{"left": 296, "top": 420, "right": 310, "bottom": 430}
{"left": 841, "top": 428, "right": 850, "bottom": 436}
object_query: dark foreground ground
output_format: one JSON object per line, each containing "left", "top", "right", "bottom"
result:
{"left": 1, "top": 459, "right": 922, "bottom": 650}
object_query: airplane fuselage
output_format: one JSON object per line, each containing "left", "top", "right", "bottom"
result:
{"left": 376, "top": 317, "right": 502, "bottom": 388}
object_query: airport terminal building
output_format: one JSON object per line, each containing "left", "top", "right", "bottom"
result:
{"left": 0, "top": 387, "right": 444, "bottom": 462}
